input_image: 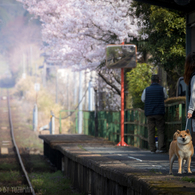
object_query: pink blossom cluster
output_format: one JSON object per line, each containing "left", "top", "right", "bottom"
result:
{"left": 17, "top": 0, "right": 139, "bottom": 70}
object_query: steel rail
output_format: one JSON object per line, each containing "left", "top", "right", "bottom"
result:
{"left": 7, "top": 89, "right": 36, "bottom": 195}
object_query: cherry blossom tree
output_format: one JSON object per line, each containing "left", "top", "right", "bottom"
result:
{"left": 17, "top": 0, "right": 139, "bottom": 69}
{"left": 17, "top": 0, "right": 139, "bottom": 110}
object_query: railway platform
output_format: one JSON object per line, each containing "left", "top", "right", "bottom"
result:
{"left": 39, "top": 134, "right": 195, "bottom": 195}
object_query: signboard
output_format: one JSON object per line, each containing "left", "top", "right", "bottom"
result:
{"left": 34, "top": 83, "right": 40, "bottom": 91}
{"left": 106, "top": 44, "right": 137, "bottom": 68}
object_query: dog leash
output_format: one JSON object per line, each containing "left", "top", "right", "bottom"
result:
{"left": 185, "top": 118, "right": 189, "bottom": 131}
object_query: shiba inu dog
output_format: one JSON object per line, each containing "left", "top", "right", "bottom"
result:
{"left": 169, "top": 129, "right": 194, "bottom": 174}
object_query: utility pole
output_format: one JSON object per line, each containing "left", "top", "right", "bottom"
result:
{"left": 94, "top": 87, "right": 98, "bottom": 137}
{"left": 30, "top": 46, "right": 33, "bottom": 76}
{"left": 42, "top": 62, "right": 46, "bottom": 87}
{"left": 78, "top": 66, "right": 83, "bottom": 134}
{"left": 74, "top": 71, "right": 77, "bottom": 105}
{"left": 88, "top": 73, "right": 93, "bottom": 111}
{"left": 67, "top": 72, "right": 70, "bottom": 113}
{"left": 49, "top": 111, "right": 55, "bottom": 134}
{"left": 33, "top": 83, "right": 40, "bottom": 132}
{"left": 22, "top": 53, "right": 26, "bottom": 79}
{"left": 33, "top": 104, "right": 38, "bottom": 132}
{"left": 85, "top": 70, "right": 88, "bottom": 110}
{"left": 35, "top": 63, "right": 38, "bottom": 83}
{"left": 56, "top": 68, "right": 58, "bottom": 104}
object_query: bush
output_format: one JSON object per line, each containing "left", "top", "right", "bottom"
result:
{"left": 126, "top": 63, "right": 154, "bottom": 109}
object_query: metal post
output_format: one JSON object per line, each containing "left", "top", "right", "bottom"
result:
{"left": 35, "top": 63, "right": 37, "bottom": 82}
{"left": 43, "top": 62, "right": 46, "bottom": 87}
{"left": 67, "top": 73, "right": 70, "bottom": 112}
{"left": 88, "top": 77, "right": 93, "bottom": 111}
{"left": 92, "top": 71, "right": 96, "bottom": 110}
{"left": 30, "top": 46, "right": 32, "bottom": 76}
{"left": 56, "top": 69, "right": 58, "bottom": 104}
{"left": 59, "top": 111, "right": 62, "bottom": 134}
{"left": 78, "top": 67, "right": 83, "bottom": 134}
{"left": 74, "top": 71, "right": 77, "bottom": 105}
{"left": 33, "top": 104, "right": 38, "bottom": 132}
{"left": 94, "top": 87, "right": 98, "bottom": 137}
{"left": 22, "top": 53, "right": 26, "bottom": 79}
{"left": 49, "top": 111, "right": 55, "bottom": 134}
{"left": 85, "top": 70, "right": 88, "bottom": 110}
{"left": 117, "top": 68, "right": 128, "bottom": 146}
{"left": 52, "top": 114, "right": 55, "bottom": 134}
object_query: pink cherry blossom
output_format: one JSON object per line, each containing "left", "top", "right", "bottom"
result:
{"left": 17, "top": 0, "right": 139, "bottom": 70}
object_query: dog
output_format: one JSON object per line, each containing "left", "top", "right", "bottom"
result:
{"left": 169, "top": 129, "right": 194, "bottom": 174}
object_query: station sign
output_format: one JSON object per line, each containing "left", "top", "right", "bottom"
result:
{"left": 106, "top": 44, "right": 137, "bottom": 69}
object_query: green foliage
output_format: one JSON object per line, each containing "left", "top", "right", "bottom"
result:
{"left": 0, "top": 171, "right": 22, "bottom": 182}
{"left": 131, "top": 2, "right": 186, "bottom": 74}
{"left": 0, "top": 163, "right": 19, "bottom": 171}
{"left": 182, "top": 177, "right": 195, "bottom": 183}
{"left": 126, "top": 63, "right": 153, "bottom": 109}
{"left": 148, "top": 6, "right": 186, "bottom": 74}
{"left": 130, "top": 2, "right": 186, "bottom": 97}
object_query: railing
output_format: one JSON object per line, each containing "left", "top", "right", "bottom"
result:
{"left": 60, "top": 99, "right": 186, "bottom": 150}
{"left": 124, "top": 109, "right": 148, "bottom": 149}
{"left": 82, "top": 109, "right": 147, "bottom": 148}
{"left": 164, "top": 99, "right": 186, "bottom": 149}
{"left": 83, "top": 111, "right": 120, "bottom": 143}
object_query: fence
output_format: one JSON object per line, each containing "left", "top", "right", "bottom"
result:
{"left": 82, "top": 109, "right": 148, "bottom": 148}
{"left": 59, "top": 99, "right": 186, "bottom": 150}
{"left": 164, "top": 100, "right": 186, "bottom": 149}
{"left": 83, "top": 111, "right": 120, "bottom": 143}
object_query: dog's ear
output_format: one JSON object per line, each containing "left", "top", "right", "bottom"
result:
{"left": 186, "top": 129, "right": 190, "bottom": 134}
{"left": 177, "top": 130, "right": 180, "bottom": 134}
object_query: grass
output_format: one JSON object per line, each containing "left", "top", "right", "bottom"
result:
{"left": 26, "top": 155, "right": 52, "bottom": 172}
{"left": 149, "top": 169, "right": 162, "bottom": 174}
{"left": 30, "top": 171, "right": 83, "bottom": 195}
{"left": 0, "top": 162, "right": 19, "bottom": 171}
{"left": 0, "top": 171, "right": 22, "bottom": 182}
{"left": 13, "top": 121, "right": 43, "bottom": 150}
{"left": 182, "top": 177, "right": 195, "bottom": 183}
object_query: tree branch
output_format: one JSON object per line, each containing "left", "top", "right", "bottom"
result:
{"left": 110, "top": 70, "right": 121, "bottom": 84}
{"left": 98, "top": 71, "right": 121, "bottom": 96}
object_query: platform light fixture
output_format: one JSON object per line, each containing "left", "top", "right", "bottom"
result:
{"left": 174, "top": 0, "right": 190, "bottom": 5}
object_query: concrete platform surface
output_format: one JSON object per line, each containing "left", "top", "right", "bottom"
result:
{"left": 39, "top": 134, "right": 195, "bottom": 195}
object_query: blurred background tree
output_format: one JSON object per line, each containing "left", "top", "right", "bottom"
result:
{"left": 126, "top": 63, "right": 154, "bottom": 109}
{"left": 130, "top": 2, "right": 186, "bottom": 97}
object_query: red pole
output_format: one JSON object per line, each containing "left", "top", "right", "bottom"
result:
{"left": 117, "top": 68, "right": 128, "bottom": 146}
{"left": 116, "top": 41, "right": 128, "bottom": 146}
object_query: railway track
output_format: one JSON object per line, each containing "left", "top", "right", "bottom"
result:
{"left": 0, "top": 89, "right": 35, "bottom": 195}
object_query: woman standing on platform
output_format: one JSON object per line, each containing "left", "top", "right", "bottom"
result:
{"left": 184, "top": 52, "right": 195, "bottom": 141}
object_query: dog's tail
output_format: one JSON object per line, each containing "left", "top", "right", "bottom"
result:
{"left": 173, "top": 132, "right": 178, "bottom": 140}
